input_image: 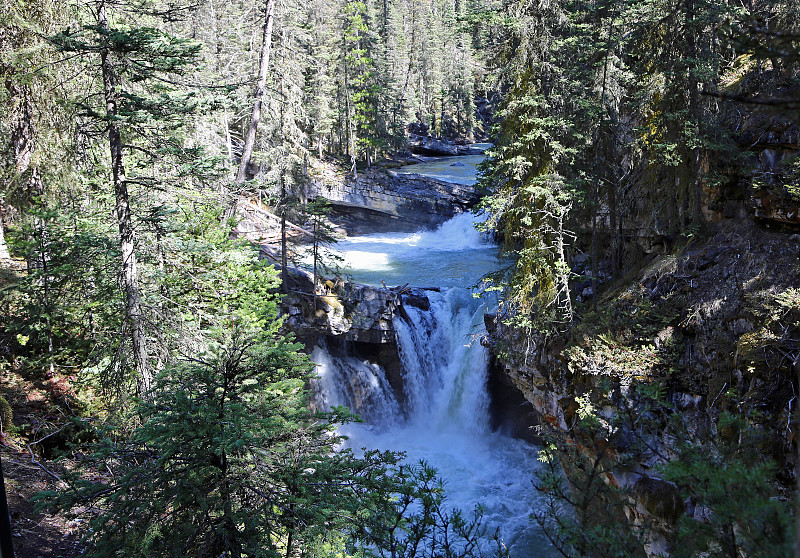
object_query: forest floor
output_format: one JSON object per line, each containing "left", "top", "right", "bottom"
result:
{"left": 1, "top": 261, "right": 86, "bottom": 557}
{"left": 3, "top": 449, "right": 84, "bottom": 558}
{"left": 0, "top": 385, "right": 86, "bottom": 558}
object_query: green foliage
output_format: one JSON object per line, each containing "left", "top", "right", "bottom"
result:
{"left": 564, "top": 283, "right": 685, "bottom": 379}
{"left": 39, "top": 316, "right": 500, "bottom": 557}
{"left": 39, "top": 313, "right": 339, "bottom": 556}
{"left": 304, "top": 197, "right": 345, "bottom": 283}
{"left": 30, "top": 228, "right": 500, "bottom": 557}
{"left": 2, "top": 206, "right": 123, "bottom": 379}
{"left": 352, "top": 461, "right": 508, "bottom": 558}
{"left": 531, "top": 392, "right": 650, "bottom": 558}
{"left": 479, "top": 168, "right": 576, "bottom": 331}
{"left": 476, "top": 0, "right": 795, "bottom": 337}
{"left": 342, "top": 0, "right": 382, "bottom": 155}
{"left": 661, "top": 410, "right": 794, "bottom": 558}
{"left": 533, "top": 382, "right": 795, "bottom": 558}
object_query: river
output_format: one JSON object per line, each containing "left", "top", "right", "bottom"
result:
{"left": 311, "top": 151, "right": 555, "bottom": 557}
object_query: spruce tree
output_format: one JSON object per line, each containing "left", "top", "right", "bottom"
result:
{"left": 49, "top": 0, "right": 205, "bottom": 397}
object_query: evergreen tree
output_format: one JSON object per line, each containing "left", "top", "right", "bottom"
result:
{"left": 37, "top": 237, "right": 501, "bottom": 557}
{"left": 48, "top": 0, "right": 208, "bottom": 396}
{"left": 340, "top": 0, "right": 382, "bottom": 171}
{"left": 39, "top": 253, "right": 345, "bottom": 556}
{"left": 236, "top": 0, "right": 278, "bottom": 185}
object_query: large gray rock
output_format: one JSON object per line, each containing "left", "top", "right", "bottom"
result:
{"left": 407, "top": 134, "right": 488, "bottom": 156}
{"left": 278, "top": 267, "right": 431, "bottom": 416}
{"left": 307, "top": 168, "right": 481, "bottom": 234}
{"left": 280, "top": 266, "right": 431, "bottom": 346}
{"left": 407, "top": 134, "right": 460, "bottom": 156}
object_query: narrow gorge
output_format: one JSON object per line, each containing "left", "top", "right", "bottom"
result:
{"left": 277, "top": 151, "right": 555, "bottom": 555}
{"left": 2, "top": 1, "right": 798, "bottom": 555}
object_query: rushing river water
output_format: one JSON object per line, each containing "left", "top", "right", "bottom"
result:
{"left": 311, "top": 151, "right": 555, "bottom": 557}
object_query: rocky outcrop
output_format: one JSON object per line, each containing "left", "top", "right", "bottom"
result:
{"left": 280, "top": 267, "right": 437, "bottom": 415}
{"left": 406, "top": 134, "right": 487, "bottom": 157}
{"left": 307, "top": 168, "right": 481, "bottom": 234}
{"left": 743, "top": 118, "right": 800, "bottom": 228}
{"left": 278, "top": 265, "right": 432, "bottom": 347}
{"left": 486, "top": 220, "right": 800, "bottom": 556}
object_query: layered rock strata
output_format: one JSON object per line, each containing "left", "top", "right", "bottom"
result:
{"left": 306, "top": 168, "right": 481, "bottom": 234}
{"left": 280, "top": 266, "right": 432, "bottom": 346}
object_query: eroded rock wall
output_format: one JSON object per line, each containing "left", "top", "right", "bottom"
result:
{"left": 306, "top": 168, "right": 481, "bottom": 234}
{"left": 279, "top": 266, "right": 432, "bottom": 406}
{"left": 487, "top": 220, "right": 800, "bottom": 556}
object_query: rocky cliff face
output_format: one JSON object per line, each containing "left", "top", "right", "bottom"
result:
{"left": 281, "top": 267, "right": 431, "bottom": 346}
{"left": 278, "top": 266, "right": 433, "bottom": 404}
{"left": 486, "top": 220, "right": 800, "bottom": 556}
{"left": 743, "top": 117, "right": 800, "bottom": 228}
{"left": 306, "top": 167, "right": 481, "bottom": 234}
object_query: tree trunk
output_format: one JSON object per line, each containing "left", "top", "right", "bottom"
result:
{"left": 280, "top": 169, "right": 288, "bottom": 294}
{"left": 37, "top": 218, "right": 55, "bottom": 376}
{"left": 236, "top": 0, "right": 277, "bottom": 184}
{"left": 2, "top": 68, "right": 35, "bottom": 261}
{"left": 0, "top": 204, "right": 10, "bottom": 261}
{"left": 591, "top": 178, "right": 598, "bottom": 313}
{"left": 98, "top": 1, "right": 151, "bottom": 398}
{"left": 609, "top": 179, "right": 620, "bottom": 276}
{"left": 686, "top": 0, "right": 704, "bottom": 226}
{"left": 343, "top": 36, "right": 357, "bottom": 178}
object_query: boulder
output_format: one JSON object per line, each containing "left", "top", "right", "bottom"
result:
{"left": 306, "top": 168, "right": 481, "bottom": 234}
{"left": 407, "top": 134, "right": 460, "bottom": 156}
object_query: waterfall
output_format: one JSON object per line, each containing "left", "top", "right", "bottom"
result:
{"left": 309, "top": 197, "right": 553, "bottom": 554}
{"left": 312, "top": 288, "right": 489, "bottom": 430}
{"left": 311, "top": 286, "right": 551, "bottom": 556}
{"left": 311, "top": 344, "right": 401, "bottom": 426}
{"left": 394, "top": 289, "right": 490, "bottom": 433}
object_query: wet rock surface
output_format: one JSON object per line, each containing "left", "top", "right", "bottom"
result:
{"left": 280, "top": 267, "right": 436, "bottom": 415}
{"left": 406, "top": 134, "right": 487, "bottom": 157}
{"left": 279, "top": 266, "right": 431, "bottom": 351}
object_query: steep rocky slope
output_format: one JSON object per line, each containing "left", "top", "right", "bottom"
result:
{"left": 486, "top": 220, "right": 799, "bottom": 555}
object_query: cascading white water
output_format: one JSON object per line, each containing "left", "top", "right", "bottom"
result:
{"left": 327, "top": 212, "right": 497, "bottom": 289}
{"left": 311, "top": 345, "right": 401, "bottom": 426}
{"left": 311, "top": 155, "right": 556, "bottom": 556}
{"left": 394, "top": 289, "right": 490, "bottom": 430}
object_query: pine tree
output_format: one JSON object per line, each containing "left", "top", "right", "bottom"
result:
{"left": 39, "top": 255, "right": 343, "bottom": 556}
{"left": 49, "top": 0, "right": 206, "bottom": 396}
{"left": 236, "top": 0, "right": 278, "bottom": 184}
{"left": 340, "top": 0, "right": 382, "bottom": 171}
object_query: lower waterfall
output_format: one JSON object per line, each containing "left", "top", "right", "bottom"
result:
{"left": 310, "top": 214, "right": 555, "bottom": 556}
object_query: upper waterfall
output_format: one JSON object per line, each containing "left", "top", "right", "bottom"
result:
{"left": 326, "top": 211, "right": 496, "bottom": 288}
